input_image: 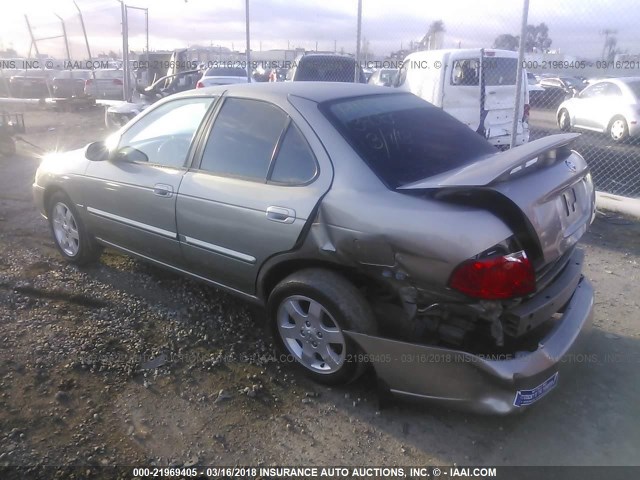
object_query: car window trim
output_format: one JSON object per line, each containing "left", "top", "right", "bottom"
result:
{"left": 115, "top": 95, "right": 220, "bottom": 171}
{"left": 265, "top": 116, "right": 291, "bottom": 181}
{"left": 190, "top": 96, "right": 315, "bottom": 185}
{"left": 266, "top": 121, "right": 320, "bottom": 187}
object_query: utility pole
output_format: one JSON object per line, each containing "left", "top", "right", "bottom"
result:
{"left": 355, "top": 0, "right": 362, "bottom": 82}
{"left": 54, "top": 14, "right": 71, "bottom": 63}
{"left": 244, "top": 0, "right": 251, "bottom": 82}
{"left": 120, "top": 1, "right": 130, "bottom": 100}
{"left": 245, "top": 0, "right": 251, "bottom": 82}
{"left": 510, "top": 0, "right": 529, "bottom": 149}
{"left": 73, "top": 1, "right": 95, "bottom": 82}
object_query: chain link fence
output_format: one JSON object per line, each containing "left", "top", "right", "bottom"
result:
{"left": 2, "top": 0, "right": 639, "bottom": 197}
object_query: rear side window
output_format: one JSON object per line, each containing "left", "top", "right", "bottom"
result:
{"left": 627, "top": 80, "right": 640, "bottom": 99}
{"left": 321, "top": 93, "right": 496, "bottom": 189}
{"left": 269, "top": 123, "right": 317, "bottom": 185}
{"left": 484, "top": 57, "right": 518, "bottom": 86}
{"left": 199, "top": 98, "right": 288, "bottom": 181}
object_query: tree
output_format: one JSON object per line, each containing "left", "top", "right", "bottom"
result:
{"left": 492, "top": 24, "right": 552, "bottom": 53}
{"left": 493, "top": 34, "right": 519, "bottom": 51}
{"left": 525, "top": 23, "right": 552, "bottom": 52}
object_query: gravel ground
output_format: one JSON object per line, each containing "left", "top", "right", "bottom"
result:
{"left": 0, "top": 106, "right": 639, "bottom": 473}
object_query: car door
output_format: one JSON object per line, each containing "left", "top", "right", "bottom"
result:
{"left": 481, "top": 55, "right": 523, "bottom": 140}
{"left": 594, "top": 82, "right": 624, "bottom": 131}
{"left": 572, "top": 82, "right": 608, "bottom": 129}
{"left": 176, "top": 96, "right": 332, "bottom": 295}
{"left": 441, "top": 53, "right": 481, "bottom": 132}
{"left": 82, "top": 96, "right": 215, "bottom": 264}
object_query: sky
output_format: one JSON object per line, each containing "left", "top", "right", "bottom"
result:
{"left": 0, "top": 0, "right": 638, "bottom": 60}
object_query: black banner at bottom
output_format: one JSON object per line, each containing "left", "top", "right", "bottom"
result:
{"left": 0, "top": 466, "right": 638, "bottom": 480}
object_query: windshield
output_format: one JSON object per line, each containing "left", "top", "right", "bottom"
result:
{"left": 321, "top": 93, "right": 496, "bottom": 189}
{"left": 561, "top": 77, "right": 583, "bottom": 88}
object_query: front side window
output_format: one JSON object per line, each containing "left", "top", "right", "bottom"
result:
{"left": 199, "top": 98, "right": 288, "bottom": 181}
{"left": 117, "top": 96, "right": 214, "bottom": 168}
{"left": 579, "top": 83, "right": 607, "bottom": 99}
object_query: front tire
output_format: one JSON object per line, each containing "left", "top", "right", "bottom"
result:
{"left": 608, "top": 117, "right": 629, "bottom": 143}
{"left": 48, "top": 191, "right": 101, "bottom": 265}
{"left": 558, "top": 109, "right": 571, "bottom": 132}
{"left": 268, "top": 269, "right": 377, "bottom": 385}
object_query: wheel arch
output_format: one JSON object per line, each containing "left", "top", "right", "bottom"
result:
{"left": 258, "top": 256, "right": 388, "bottom": 305}
{"left": 43, "top": 185, "right": 69, "bottom": 217}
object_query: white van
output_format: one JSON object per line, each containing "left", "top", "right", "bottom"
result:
{"left": 395, "top": 49, "right": 529, "bottom": 148}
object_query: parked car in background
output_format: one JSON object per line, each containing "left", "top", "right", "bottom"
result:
{"left": 34, "top": 82, "right": 595, "bottom": 414}
{"left": 84, "top": 69, "right": 135, "bottom": 100}
{"left": 395, "top": 49, "right": 530, "bottom": 149}
{"left": 532, "top": 76, "right": 585, "bottom": 109}
{"left": 0, "top": 69, "right": 21, "bottom": 97}
{"left": 105, "top": 69, "right": 201, "bottom": 129}
{"left": 9, "top": 69, "right": 59, "bottom": 98}
{"left": 52, "top": 70, "right": 93, "bottom": 98}
{"left": 527, "top": 71, "right": 545, "bottom": 106}
{"left": 286, "top": 54, "right": 366, "bottom": 83}
{"left": 196, "top": 67, "right": 249, "bottom": 88}
{"left": 557, "top": 77, "right": 640, "bottom": 142}
{"left": 368, "top": 68, "right": 399, "bottom": 87}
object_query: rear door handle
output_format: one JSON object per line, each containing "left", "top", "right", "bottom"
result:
{"left": 266, "top": 206, "right": 296, "bottom": 224}
{"left": 153, "top": 183, "right": 174, "bottom": 198}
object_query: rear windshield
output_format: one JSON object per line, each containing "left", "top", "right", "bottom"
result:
{"left": 484, "top": 57, "right": 518, "bottom": 85}
{"left": 321, "top": 93, "right": 496, "bottom": 189}
{"left": 55, "top": 70, "right": 92, "bottom": 79}
{"left": 94, "top": 70, "right": 123, "bottom": 79}
{"left": 204, "top": 67, "right": 247, "bottom": 77}
{"left": 297, "top": 57, "right": 362, "bottom": 82}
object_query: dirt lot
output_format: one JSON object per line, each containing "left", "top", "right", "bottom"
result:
{"left": 0, "top": 105, "right": 639, "bottom": 471}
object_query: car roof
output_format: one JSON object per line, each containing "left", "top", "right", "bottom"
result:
{"left": 587, "top": 76, "right": 640, "bottom": 86}
{"left": 174, "top": 81, "right": 400, "bottom": 103}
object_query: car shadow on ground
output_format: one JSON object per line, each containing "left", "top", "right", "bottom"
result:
{"left": 340, "top": 328, "right": 640, "bottom": 466}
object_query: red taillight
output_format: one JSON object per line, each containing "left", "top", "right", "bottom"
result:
{"left": 196, "top": 81, "right": 204, "bottom": 88}
{"left": 449, "top": 250, "right": 535, "bottom": 300}
{"left": 112, "top": 78, "right": 123, "bottom": 85}
{"left": 523, "top": 103, "right": 530, "bottom": 122}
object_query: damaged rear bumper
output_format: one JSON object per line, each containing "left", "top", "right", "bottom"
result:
{"left": 345, "top": 276, "right": 594, "bottom": 415}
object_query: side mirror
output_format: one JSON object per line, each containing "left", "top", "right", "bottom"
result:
{"left": 111, "top": 146, "right": 149, "bottom": 163}
{"left": 85, "top": 141, "right": 110, "bottom": 161}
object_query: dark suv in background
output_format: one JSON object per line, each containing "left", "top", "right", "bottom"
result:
{"left": 286, "top": 54, "right": 366, "bottom": 83}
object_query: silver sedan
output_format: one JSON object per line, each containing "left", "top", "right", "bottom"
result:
{"left": 34, "top": 83, "right": 596, "bottom": 414}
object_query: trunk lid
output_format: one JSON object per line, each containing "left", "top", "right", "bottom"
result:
{"left": 399, "top": 133, "right": 596, "bottom": 267}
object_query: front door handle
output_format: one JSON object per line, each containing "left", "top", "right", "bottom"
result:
{"left": 153, "top": 183, "right": 174, "bottom": 198}
{"left": 266, "top": 206, "right": 296, "bottom": 224}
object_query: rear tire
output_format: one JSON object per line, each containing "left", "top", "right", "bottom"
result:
{"left": 608, "top": 117, "right": 628, "bottom": 143}
{"left": 558, "top": 109, "right": 571, "bottom": 132}
{"left": 268, "top": 268, "right": 377, "bottom": 385}
{"left": 48, "top": 191, "right": 101, "bottom": 265}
